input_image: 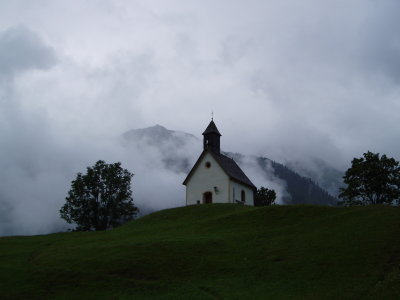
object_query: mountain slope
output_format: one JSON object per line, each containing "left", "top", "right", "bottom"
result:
{"left": 1, "top": 205, "right": 399, "bottom": 299}
{"left": 123, "top": 124, "right": 198, "bottom": 173}
{"left": 286, "top": 158, "right": 345, "bottom": 197}
{"left": 228, "top": 153, "right": 337, "bottom": 205}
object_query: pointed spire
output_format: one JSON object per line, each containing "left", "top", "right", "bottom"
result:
{"left": 202, "top": 120, "right": 221, "bottom": 136}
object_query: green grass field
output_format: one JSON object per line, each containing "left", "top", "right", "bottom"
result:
{"left": 1, "top": 204, "right": 400, "bottom": 299}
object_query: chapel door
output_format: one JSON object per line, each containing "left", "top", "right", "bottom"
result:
{"left": 203, "top": 192, "right": 212, "bottom": 204}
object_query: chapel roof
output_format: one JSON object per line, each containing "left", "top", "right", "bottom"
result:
{"left": 202, "top": 120, "right": 221, "bottom": 136}
{"left": 212, "top": 152, "right": 256, "bottom": 189}
{"left": 182, "top": 150, "right": 256, "bottom": 189}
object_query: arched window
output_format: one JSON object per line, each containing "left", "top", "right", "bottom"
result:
{"left": 241, "top": 190, "right": 246, "bottom": 202}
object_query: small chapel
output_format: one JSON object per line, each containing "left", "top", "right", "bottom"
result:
{"left": 183, "top": 119, "right": 256, "bottom": 206}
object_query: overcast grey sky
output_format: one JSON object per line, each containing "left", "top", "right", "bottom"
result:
{"left": 1, "top": 0, "right": 400, "bottom": 235}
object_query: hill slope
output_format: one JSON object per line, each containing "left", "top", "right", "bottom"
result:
{"left": 1, "top": 205, "right": 400, "bottom": 299}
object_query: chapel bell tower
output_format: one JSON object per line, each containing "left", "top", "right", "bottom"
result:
{"left": 202, "top": 119, "right": 221, "bottom": 154}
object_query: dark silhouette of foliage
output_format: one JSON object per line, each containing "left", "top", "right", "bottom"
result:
{"left": 60, "top": 160, "right": 138, "bottom": 231}
{"left": 255, "top": 186, "right": 276, "bottom": 206}
{"left": 339, "top": 151, "right": 400, "bottom": 206}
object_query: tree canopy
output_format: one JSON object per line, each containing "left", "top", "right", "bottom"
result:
{"left": 339, "top": 151, "right": 400, "bottom": 206}
{"left": 254, "top": 186, "right": 276, "bottom": 206}
{"left": 60, "top": 160, "right": 138, "bottom": 231}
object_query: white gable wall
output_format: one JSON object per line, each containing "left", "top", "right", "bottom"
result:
{"left": 230, "top": 181, "right": 254, "bottom": 206}
{"left": 186, "top": 152, "right": 255, "bottom": 206}
{"left": 186, "top": 152, "right": 230, "bottom": 205}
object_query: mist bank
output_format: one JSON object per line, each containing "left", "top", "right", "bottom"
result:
{"left": 0, "top": 124, "right": 340, "bottom": 236}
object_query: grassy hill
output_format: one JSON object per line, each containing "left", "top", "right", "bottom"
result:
{"left": 1, "top": 204, "right": 400, "bottom": 299}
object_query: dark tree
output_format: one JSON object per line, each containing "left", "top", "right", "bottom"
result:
{"left": 254, "top": 186, "right": 276, "bottom": 206}
{"left": 338, "top": 151, "right": 400, "bottom": 206}
{"left": 60, "top": 160, "right": 138, "bottom": 231}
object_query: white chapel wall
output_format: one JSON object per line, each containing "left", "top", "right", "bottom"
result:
{"left": 186, "top": 152, "right": 230, "bottom": 205}
{"left": 230, "top": 181, "right": 255, "bottom": 206}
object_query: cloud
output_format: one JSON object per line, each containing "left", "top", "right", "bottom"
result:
{"left": 0, "top": 25, "right": 56, "bottom": 81}
{"left": 359, "top": 1, "right": 400, "bottom": 82}
{"left": 0, "top": 25, "right": 61, "bottom": 235}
